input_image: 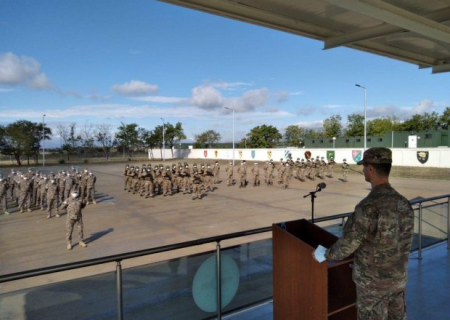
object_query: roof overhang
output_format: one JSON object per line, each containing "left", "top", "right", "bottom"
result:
{"left": 160, "top": 0, "right": 450, "bottom": 74}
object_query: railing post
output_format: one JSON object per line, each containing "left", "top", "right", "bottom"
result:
{"left": 116, "top": 260, "right": 123, "bottom": 320}
{"left": 418, "top": 204, "right": 423, "bottom": 260}
{"left": 216, "top": 241, "right": 222, "bottom": 320}
{"left": 447, "top": 197, "right": 450, "bottom": 250}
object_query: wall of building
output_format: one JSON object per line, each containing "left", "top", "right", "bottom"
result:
{"left": 158, "top": 147, "right": 450, "bottom": 168}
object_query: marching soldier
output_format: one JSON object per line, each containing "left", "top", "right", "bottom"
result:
{"left": 8, "top": 169, "right": 18, "bottom": 204}
{"left": 18, "top": 175, "right": 33, "bottom": 213}
{"left": 58, "top": 170, "right": 66, "bottom": 203}
{"left": 237, "top": 160, "right": 247, "bottom": 188}
{"left": 86, "top": 171, "right": 97, "bottom": 204}
{"left": 39, "top": 176, "right": 48, "bottom": 210}
{"left": 267, "top": 161, "right": 275, "bottom": 185}
{"left": 226, "top": 161, "right": 234, "bottom": 186}
{"left": 79, "top": 169, "right": 89, "bottom": 201}
{"left": 124, "top": 164, "right": 130, "bottom": 190}
{"left": 251, "top": 163, "right": 260, "bottom": 186}
{"left": 141, "top": 167, "right": 155, "bottom": 198}
{"left": 64, "top": 172, "right": 75, "bottom": 200}
{"left": 277, "top": 158, "right": 284, "bottom": 185}
{"left": 131, "top": 166, "right": 140, "bottom": 194}
{"left": 32, "top": 172, "right": 41, "bottom": 207}
{"left": 180, "top": 163, "right": 191, "bottom": 194}
{"left": 171, "top": 164, "right": 180, "bottom": 193}
{"left": 162, "top": 166, "right": 173, "bottom": 196}
{"left": 282, "top": 162, "right": 291, "bottom": 189}
{"left": 213, "top": 161, "right": 221, "bottom": 184}
{"left": 342, "top": 159, "right": 349, "bottom": 182}
{"left": 46, "top": 178, "right": 60, "bottom": 218}
{"left": 191, "top": 170, "right": 203, "bottom": 200}
{"left": 127, "top": 165, "right": 135, "bottom": 192}
{"left": 204, "top": 164, "right": 214, "bottom": 192}
{"left": 0, "top": 175, "right": 10, "bottom": 215}
{"left": 328, "top": 156, "right": 336, "bottom": 178}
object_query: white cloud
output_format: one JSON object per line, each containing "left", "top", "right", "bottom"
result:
{"left": 296, "top": 105, "right": 316, "bottom": 116}
{"left": 132, "top": 96, "right": 186, "bottom": 103}
{"left": 213, "top": 81, "right": 252, "bottom": 91}
{"left": 191, "top": 84, "right": 224, "bottom": 110}
{"left": 0, "top": 52, "right": 53, "bottom": 90}
{"left": 0, "top": 87, "right": 14, "bottom": 92}
{"left": 112, "top": 80, "right": 159, "bottom": 96}
{"left": 290, "top": 91, "right": 303, "bottom": 96}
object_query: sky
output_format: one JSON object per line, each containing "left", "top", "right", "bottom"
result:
{"left": 1, "top": 0, "right": 449, "bottom": 147}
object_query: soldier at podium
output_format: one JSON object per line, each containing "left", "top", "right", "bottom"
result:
{"left": 322, "top": 148, "right": 414, "bottom": 320}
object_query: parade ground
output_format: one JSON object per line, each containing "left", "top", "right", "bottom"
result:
{"left": 0, "top": 160, "right": 449, "bottom": 296}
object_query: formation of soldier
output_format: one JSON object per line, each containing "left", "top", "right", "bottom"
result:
{"left": 123, "top": 161, "right": 221, "bottom": 200}
{"left": 0, "top": 166, "right": 97, "bottom": 218}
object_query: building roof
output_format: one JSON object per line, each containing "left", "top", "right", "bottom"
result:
{"left": 161, "top": 0, "right": 450, "bottom": 74}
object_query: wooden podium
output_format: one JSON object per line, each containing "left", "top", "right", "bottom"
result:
{"left": 273, "top": 219, "right": 356, "bottom": 320}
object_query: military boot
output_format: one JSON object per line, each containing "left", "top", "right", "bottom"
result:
{"left": 79, "top": 241, "right": 87, "bottom": 248}
{"left": 67, "top": 242, "right": 72, "bottom": 250}
{"left": 5, "top": 211, "right": 10, "bottom": 215}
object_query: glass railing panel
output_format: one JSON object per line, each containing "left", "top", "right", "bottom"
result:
{"left": 121, "top": 252, "right": 217, "bottom": 319}
{"left": 419, "top": 202, "right": 448, "bottom": 248}
{"left": 0, "top": 269, "right": 116, "bottom": 320}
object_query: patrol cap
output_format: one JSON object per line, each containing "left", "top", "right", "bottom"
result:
{"left": 357, "top": 147, "right": 392, "bottom": 165}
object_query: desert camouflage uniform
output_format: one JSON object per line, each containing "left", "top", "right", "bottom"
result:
{"left": 203, "top": 165, "right": 214, "bottom": 191}
{"left": 225, "top": 162, "right": 234, "bottom": 186}
{"left": 213, "top": 162, "right": 221, "bottom": 184}
{"left": 277, "top": 159, "right": 284, "bottom": 185}
{"left": 191, "top": 171, "right": 203, "bottom": 200}
{"left": 58, "top": 173, "right": 66, "bottom": 203}
{"left": 326, "top": 183, "right": 414, "bottom": 320}
{"left": 171, "top": 165, "right": 180, "bottom": 193}
{"left": 18, "top": 178, "right": 33, "bottom": 212}
{"left": 251, "top": 163, "right": 260, "bottom": 186}
{"left": 123, "top": 166, "right": 130, "bottom": 190}
{"left": 267, "top": 162, "right": 275, "bottom": 185}
{"left": 342, "top": 161, "right": 349, "bottom": 182}
{"left": 237, "top": 162, "right": 247, "bottom": 188}
{"left": 131, "top": 168, "right": 140, "bottom": 194}
{"left": 8, "top": 171, "right": 18, "bottom": 202}
{"left": 281, "top": 163, "right": 291, "bottom": 189}
{"left": 46, "top": 181, "right": 60, "bottom": 218}
{"left": 86, "top": 173, "right": 97, "bottom": 204}
{"left": 0, "top": 177, "right": 9, "bottom": 214}
{"left": 32, "top": 174, "right": 41, "bottom": 206}
{"left": 39, "top": 178, "right": 48, "bottom": 210}
{"left": 79, "top": 171, "right": 89, "bottom": 200}
{"left": 141, "top": 169, "right": 155, "bottom": 198}
{"left": 328, "top": 157, "right": 336, "bottom": 178}
{"left": 63, "top": 197, "right": 87, "bottom": 248}
{"left": 64, "top": 174, "right": 75, "bottom": 200}
{"left": 162, "top": 167, "right": 173, "bottom": 196}
{"left": 180, "top": 165, "right": 190, "bottom": 194}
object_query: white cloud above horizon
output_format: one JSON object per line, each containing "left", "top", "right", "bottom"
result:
{"left": 0, "top": 52, "right": 53, "bottom": 90}
{"left": 112, "top": 80, "right": 159, "bottom": 96}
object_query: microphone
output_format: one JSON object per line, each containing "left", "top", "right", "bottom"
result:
{"left": 316, "top": 182, "right": 326, "bottom": 191}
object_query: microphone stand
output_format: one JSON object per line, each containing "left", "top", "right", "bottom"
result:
{"left": 303, "top": 184, "right": 325, "bottom": 223}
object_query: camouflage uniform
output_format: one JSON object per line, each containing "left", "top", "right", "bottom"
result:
{"left": 281, "top": 163, "right": 291, "bottom": 189}
{"left": 191, "top": 171, "right": 203, "bottom": 200}
{"left": 267, "top": 162, "right": 275, "bottom": 186}
{"left": 64, "top": 174, "right": 75, "bottom": 200}
{"left": 39, "top": 177, "right": 48, "bottom": 210}
{"left": 18, "top": 177, "right": 33, "bottom": 212}
{"left": 251, "top": 163, "right": 260, "bottom": 186}
{"left": 225, "top": 162, "right": 234, "bottom": 186}
{"left": 263, "top": 161, "right": 269, "bottom": 183}
{"left": 277, "top": 159, "right": 284, "bottom": 185}
{"left": 328, "top": 157, "right": 336, "bottom": 178}
{"left": 8, "top": 170, "right": 18, "bottom": 202}
{"left": 123, "top": 165, "right": 130, "bottom": 190}
{"left": 162, "top": 167, "right": 172, "bottom": 196}
{"left": 237, "top": 161, "right": 247, "bottom": 188}
{"left": 79, "top": 170, "right": 89, "bottom": 200}
{"left": 58, "top": 172, "right": 66, "bottom": 203}
{"left": 32, "top": 173, "right": 41, "bottom": 206}
{"left": 180, "top": 165, "right": 191, "bottom": 194}
{"left": 141, "top": 169, "right": 154, "bottom": 198}
{"left": 46, "top": 180, "right": 60, "bottom": 218}
{"left": 325, "top": 148, "right": 414, "bottom": 320}
{"left": 342, "top": 160, "right": 349, "bottom": 182}
{"left": 213, "top": 161, "right": 221, "bottom": 184}
{"left": 0, "top": 177, "right": 10, "bottom": 215}
{"left": 86, "top": 172, "right": 97, "bottom": 204}
{"left": 203, "top": 165, "right": 214, "bottom": 191}
{"left": 62, "top": 197, "right": 87, "bottom": 249}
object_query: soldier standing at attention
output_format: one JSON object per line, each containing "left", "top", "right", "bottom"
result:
{"left": 0, "top": 175, "right": 10, "bottom": 215}
{"left": 323, "top": 148, "right": 414, "bottom": 320}
{"left": 62, "top": 191, "right": 87, "bottom": 250}
{"left": 226, "top": 161, "right": 234, "bottom": 186}
{"left": 328, "top": 156, "right": 336, "bottom": 178}
{"left": 18, "top": 175, "right": 33, "bottom": 213}
{"left": 64, "top": 172, "right": 75, "bottom": 200}
{"left": 263, "top": 161, "right": 269, "bottom": 183}
{"left": 237, "top": 160, "right": 247, "bottom": 188}
{"left": 39, "top": 176, "right": 48, "bottom": 211}
{"left": 342, "top": 159, "right": 349, "bottom": 182}
{"left": 191, "top": 170, "right": 203, "bottom": 200}
{"left": 267, "top": 161, "right": 275, "bottom": 186}
{"left": 162, "top": 166, "right": 173, "bottom": 196}
{"left": 180, "top": 163, "right": 190, "bottom": 194}
{"left": 251, "top": 163, "right": 260, "bottom": 187}
{"left": 46, "top": 179, "right": 60, "bottom": 218}
{"left": 277, "top": 158, "right": 284, "bottom": 185}
{"left": 86, "top": 171, "right": 97, "bottom": 205}
{"left": 8, "top": 169, "right": 18, "bottom": 204}
{"left": 213, "top": 161, "right": 221, "bottom": 184}
{"left": 281, "top": 162, "right": 290, "bottom": 189}
{"left": 123, "top": 165, "right": 130, "bottom": 190}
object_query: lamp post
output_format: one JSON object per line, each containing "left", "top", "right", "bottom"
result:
{"left": 42, "top": 114, "right": 46, "bottom": 167}
{"left": 332, "top": 136, "right": 336, "bottom": 148}
{"left": 161, "top": 118, "right": 165, "bottom": 161}
{"left": 355, "top": 84, "right": 367, "bottom": 150}
{"left": 224, "top": 107, "right": 235, "bottom": 165}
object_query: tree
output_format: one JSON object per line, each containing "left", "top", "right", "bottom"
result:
{"left": 95, "top": 123, "right": 116, "bottom": 160}
{"left": 0, "top": 120, "right": 51, "bottom": 165}
{"left": 56, "top": 123, "right": 70, "bottom": 147}
{"left": 194, "top": 130, "right": 221, "bottom": 148}
{"left": 439, "top": 107, "right": 450, "bottom": 130}
{"left": 116, "top": 122, "right": 140, "bottom": 158}
{"left": 367, "top": 116, "right": 397, "bottom": 136}
{"left": 397, "top": 112, "right": 440, "bottom": 132}
{"left": 80, "top": 121, "right": 95, "bottom": 155}
{"left": 246, "top": 125, "right": 282, "bottom": 148}
{"left": 304, "top": 129, "right": 323, "bottom": 139}
{"left": 284, "top": 125, "right": 306, "bottom": 147}
{"left": 161, "top": 122, "right": 187, "bottom": 156}
{"left": 345, "top": 113, "right": 364, "bottom": 136}
{"left": 322, "top": 114, "right": 343, "bottom": 138}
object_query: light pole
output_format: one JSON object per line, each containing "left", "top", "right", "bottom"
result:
{"left": 224, "top": 107, "right": 235, "bottom": 165}
{"left": 332, "top": 136, "right": 336, "bottom": 148}
{"left": 161, "top": 118, "right": 165, "bottom": 161}
{"left": 355, "top": 84, "right": 367, "bottom": 150}
{"left": 42, "top": 114, "right": 46, "bottom": 167}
